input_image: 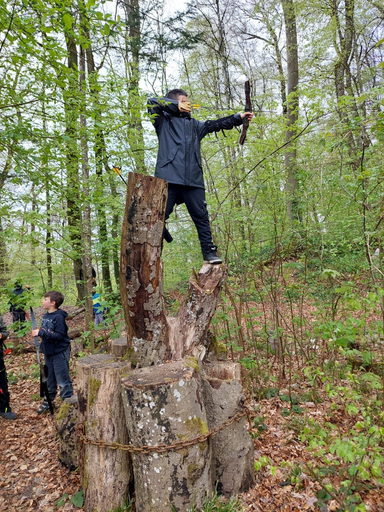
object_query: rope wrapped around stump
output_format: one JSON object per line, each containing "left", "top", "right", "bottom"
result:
{"left": 75, "top": 406, "right": 255, "bottom": 455}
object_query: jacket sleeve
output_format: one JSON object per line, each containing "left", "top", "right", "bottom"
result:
{"left": 197, "top": 113, "right": 243, "bottom": 140}
{"left": 0, "top": 316, "right": 9, "bottom": 342}
{"left": 147, "top": 97, "right": 180, "bottom": 130}
{"left": 38, "top": 317, "right": 67, "bottom": 343}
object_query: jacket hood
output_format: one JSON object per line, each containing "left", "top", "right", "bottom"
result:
{"left": 50, "top": 308, "right": 68, "bottom": 318}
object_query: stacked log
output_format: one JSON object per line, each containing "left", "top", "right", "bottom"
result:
{"left": 121, "top": 361, "right": 211, "bottom": 512}
{"left": 77, "top": 354, "right": 133, "bottom": 512}
{"left": 202, "top": 362, "right": 254, "bottom": 495}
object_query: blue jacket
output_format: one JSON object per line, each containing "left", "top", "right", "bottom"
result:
{"left": 148, "top": 97, "right": 243, "bottom": 189}
{"left": 38, "top": 309, "right": 70, "bottom": 356}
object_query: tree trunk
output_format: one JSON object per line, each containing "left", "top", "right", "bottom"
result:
{"left": 202, "top": 361, "right": 254, "bottom": 495}
{"left": 77, "top": 354, "right": 133, "bottom": 512}
{"left": 79, "top": 39, "right": 94, "bottom": 350}
{"left": 282, "top": 0, "right": 300, "bottom": 223}
{"left": 119, "top": 172, "right": 169, "bottom": 366}
{"left": 168, "top": 264, "right": 227, "bottom": 361}
{"left": 120, "top": 173, "right": 228, "bottom": 366}
{"left": 63, "top": 31, "right": 84, "bottom": 302}
{"left": 121, "top": 360, "right": 212, "bottom": 512}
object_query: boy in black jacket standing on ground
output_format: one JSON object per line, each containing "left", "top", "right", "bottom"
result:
{"left": 0, "top": 314, "right": 17, "bottom": 420}
{"left": 31, "top": 291, "right": 76, "bottom": 414}
{"left": 148, "top": 89, "right": 253, "bottom": 264}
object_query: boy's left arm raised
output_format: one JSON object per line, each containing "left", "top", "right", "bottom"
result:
{"left": 198, "top": 111, "right": 253, "bottom": 139}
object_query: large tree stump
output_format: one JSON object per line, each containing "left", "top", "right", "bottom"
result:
{"left": 71, "top": 172, "right": 255, "bottom": 512}
{"left": 121, "top": 360, "right": 212, "bottom": 512}
{"left": 77, "top": 354, "right": 133, "bottom": 512}
{"left": 120, "top": 173, "right": 169, "bottom": 367}
{"left": 202, "top": 362, "right": 255, "bottom": 496}
{"left": 120, "top": 173, "right": 227, "bottom": 366}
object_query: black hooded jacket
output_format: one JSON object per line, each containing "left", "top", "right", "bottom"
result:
{"left": 38, "top": 309, "right": 70, "bottom": 356}
{"left": 148, "top": 97, "right": 243, "bottom": 189}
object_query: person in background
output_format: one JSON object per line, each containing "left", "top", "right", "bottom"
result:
{"left": 93, "top": 289, "right": 106, "bottom": 326}
{"left": 31, "top": 290, "right": 76, "bottom": 414}
{"left": 0, "top": 314, "right": 17, "bottom": 420}
{"left": 9, "top": 282, "right": 30, "bottom": 332}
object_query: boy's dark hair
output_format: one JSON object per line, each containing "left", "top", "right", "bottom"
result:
{"left": 166, "top": 89, "right": 188, "bottom": 100}
{"left": 44, "top": 291, "right": 65, "bottom": 308}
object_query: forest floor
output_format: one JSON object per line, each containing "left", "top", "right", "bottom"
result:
{"left": 0, "top": 307, "right": 383, "bottom": 512}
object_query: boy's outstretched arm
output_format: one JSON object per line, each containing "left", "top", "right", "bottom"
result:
{"left": 198, "top": 111, "right": 253, "bottom": 139}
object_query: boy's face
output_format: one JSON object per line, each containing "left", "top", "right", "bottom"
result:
{"left": 178, "top": 94, "right": 191, "bottom": 113}
{"left": 42, "top": 296, "right": 56, "bottom": 310}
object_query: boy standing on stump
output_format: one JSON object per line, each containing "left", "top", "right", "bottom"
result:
{"left": 148, "top": 89, "right": 253, "bottom": 264}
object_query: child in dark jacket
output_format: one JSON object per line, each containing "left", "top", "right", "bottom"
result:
{"left": 31, "top": 291, "right": 75, "bottom": 414}
{"left": 0, "top": 314, "right": 17, "bottom": 420}
{"left": 148, "top": 88, "right": 253, "bottom": 264}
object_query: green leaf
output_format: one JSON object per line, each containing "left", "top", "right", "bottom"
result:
{"left": 63, "top": 13, "right": 72, "bottom": 30}
{"left": 104, "top": 23, "right": 110, "bottom": 36}
{"left": 70, "top": 491, "right": 84, "bottom": 508}
{"left": 55, "top": 494, "right": 68, "bottom": 508}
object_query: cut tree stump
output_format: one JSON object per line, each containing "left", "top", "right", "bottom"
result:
{"left": 119, "top": 172, "right": 169, "bottom": 367}
{"left": 120, "top": 172, "right": 227, "bottom": 366}
{"left": 76, "top": 173, "right": 255, "bottom": 512}
{"left": 111, "top": 336, "right": 128, "bottom": 358}
{"left": 202, "top": 362, "right": 254, "bottom": 495}
{"left": 77, "top": 354, "right": 133, "bottom": 512}
{"left": 121, "top": 359, "right": 212, "bottom": 512}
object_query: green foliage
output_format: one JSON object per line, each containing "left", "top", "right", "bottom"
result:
{"left": 55, "top": 490, "right": 83, "bottom": 509}
{"left": 300, "top": 372, "right": 384, "bottom": 511}
{"left": 179, "top": 490, "right": 244, "bottom": 512}
{"left": 109, "top": 495, "right": 134, "bottom": 512}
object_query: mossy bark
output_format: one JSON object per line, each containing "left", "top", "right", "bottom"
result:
{"left": 56, "top": 401, "right": 79, "bottom": 470}
{"left": 77, "top": 354, "right": 133, "bottom": 512}
{"left": 121, "top": 360, "right": 212, "bottom": 512}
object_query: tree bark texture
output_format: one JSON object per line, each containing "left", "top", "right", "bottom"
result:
{"left": 119, "top": 172, "right": 169, "bottom": 366}
{"left": 202, "top": 362, "right": 254, "bottom": 496}
{"left": 120, "top": 173, "right": 227, "bottom": 366}
{"left": 77, "top": 354, "right": 133, "bottom": 512}
{"left": 168, "top": 264, "right": 227, "bottom": 361}
{"left": 121, "top": 360, "right": 212, "bottom": 512}
{"left": 282, "top": 0, "right": 300, "bottom": 223}
{"left": 56, "top": 401, "right": 79, "bottom": 471}
{"left": 111, "top": 336, "right": 128, "bottom": 358}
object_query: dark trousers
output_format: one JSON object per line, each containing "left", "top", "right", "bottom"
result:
{"left": 165, "top": 184, "right": 214, "bottom": 253}
{"left": 11, "top": 309, "right": 26, "bottom": 332}
{"left": 0, "top": 350, "right": 10, "bottom": 412}
{"left": 44, "top": 347, "right": 73, "bottom": 402}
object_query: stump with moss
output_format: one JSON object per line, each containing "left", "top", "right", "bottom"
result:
{"left": 77, "top": 354, "right": 133, "bottom": 512}
{"left": 121, "top": 360, "right": 212, "bottom": 512}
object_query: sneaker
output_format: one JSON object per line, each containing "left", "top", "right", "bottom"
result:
{"left": 0, "top": 408, "right": 17, "bottom": 420}
{"left": 37, "top": 402, "right": 50, "bottom": 415}
{"left": 64, "top": 395, "right": 78, "bottom": 405}
{"left": 203, "top": 246, "right": 222, "bottom": 264}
